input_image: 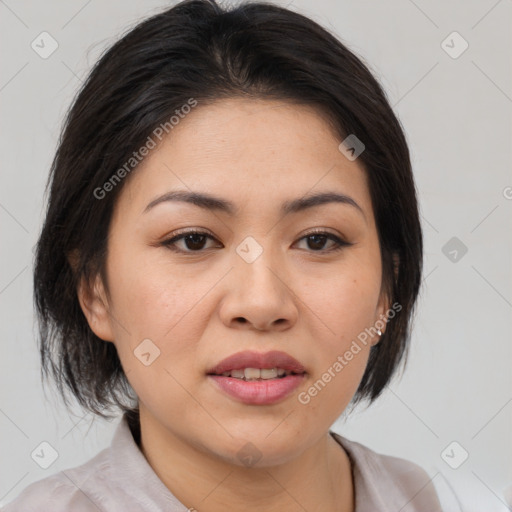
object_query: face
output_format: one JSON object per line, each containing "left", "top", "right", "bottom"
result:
{"left": 81, "top": 97, "right": 390, "bottom": 466}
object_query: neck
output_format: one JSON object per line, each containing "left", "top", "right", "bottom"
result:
{"left": 137, "top": 406, "right": 354, "bottom": 512}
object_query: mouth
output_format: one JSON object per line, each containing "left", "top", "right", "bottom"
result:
{"left": 206, "top": 349, "right": 307, "bottom": 377}
{"left": 206, "top": 350, "right": 307, "bottom": 405}
{"left": 210, "top": 367, "right": 304, "bottom": 381}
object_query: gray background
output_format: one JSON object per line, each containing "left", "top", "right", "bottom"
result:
{"left": 1, "top": 0, "right": 511, "bottom": 509}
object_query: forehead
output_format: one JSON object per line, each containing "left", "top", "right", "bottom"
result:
{"left": 116, "top": 98, "right": 373, "bottom": 221}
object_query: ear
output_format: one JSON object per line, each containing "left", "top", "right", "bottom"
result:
{"left": 372, "top": 252, "right": 400, "bottom": 346}
{"left": 77, "top": 272, "right": 115, "bottom": 342}
{"left": 371, "top": 290, "right": 390, "bottom": 346}
{"left": 68, "top": 251, "right": 115, "bottom": 342}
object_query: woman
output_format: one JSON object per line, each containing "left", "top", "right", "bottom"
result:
{"left": 3, "top": 1, "right": 467, "bottom": 510}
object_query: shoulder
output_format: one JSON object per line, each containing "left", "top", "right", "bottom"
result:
{"left": 334, "top": 433, "right": 436, "bottom": 483}
{"left": 331, "top": 432, "right": 451, "bottom": 512}
{"left": 1, "top": 448, "right": 111, "bottom": 512}
{"left": 331, "top": 433, "right": 511, "bottom": 512}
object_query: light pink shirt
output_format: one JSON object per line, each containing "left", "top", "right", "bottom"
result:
{"left": 0, "top": 412, "right": 500, "bottom": 511}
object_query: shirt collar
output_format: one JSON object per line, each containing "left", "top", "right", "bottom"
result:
{"left": 106, "top": 412, "right": 439, "bottom": 511}
{"left": 330, "top": 431, "right": 443, "bottom": 512}
{"left": 106, "top": 412, "right": 188, "bottom": 510}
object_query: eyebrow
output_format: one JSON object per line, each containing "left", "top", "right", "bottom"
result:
{"left": 144, "top": 190, "right": 366, "bottom": 221}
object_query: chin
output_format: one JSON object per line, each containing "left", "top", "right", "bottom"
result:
{"left": 207, "top": 428, "right": 306, "bottom": 469}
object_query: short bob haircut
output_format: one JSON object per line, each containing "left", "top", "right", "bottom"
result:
{"left": 34, "top": 0, "right": 423, "bottom": 420}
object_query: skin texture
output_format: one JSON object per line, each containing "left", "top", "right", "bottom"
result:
{"left": 78, "top": 98, "right": 390, "bottom": 512}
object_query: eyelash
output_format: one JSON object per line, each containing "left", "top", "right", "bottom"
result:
{"left": 160, "top": 228, "right": 353, "bottom": 254}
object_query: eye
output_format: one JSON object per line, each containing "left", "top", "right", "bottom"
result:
{"left": 294, "top": 229, "right": 352, "bottom": 253}
{"left": 160, "top": 229, "right": 219, "bottom": 252}
{"left": 160, "top": 228, "right": 353, "bottom": 254}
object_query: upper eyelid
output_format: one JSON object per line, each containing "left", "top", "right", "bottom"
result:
{"left": 165, "top": 227, "right": 346, "bottom": 240}
{"left": 162, "top": 228, "right": 352, "bottom": 248}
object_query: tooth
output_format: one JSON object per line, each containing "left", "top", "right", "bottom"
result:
{"left": 260, "top": 368, "right": 278, "bottom": 379}
{"left": 223, "top": 368, "right": 291, "bottom": 380}
{"left": 244, "top": 368, "right": 261, "bottom": 380}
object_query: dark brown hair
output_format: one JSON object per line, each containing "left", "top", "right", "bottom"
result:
{"left": 34, "top": 0, "right": 423, "bottom": 419}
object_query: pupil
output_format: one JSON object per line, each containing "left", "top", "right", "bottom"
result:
{"left": 183, "top": 234, "right": 328, "bottom": 251}
{"left": 185, "top": 234, "right": 206, "bottom": 250}
{"left": 308, "top": 234, "right": 326, "bottom": 250}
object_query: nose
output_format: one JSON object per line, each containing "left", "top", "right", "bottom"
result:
{"left": 219, "top": 249, "right": 299, "bottom": 332}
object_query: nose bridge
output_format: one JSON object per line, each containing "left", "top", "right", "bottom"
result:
{"left": 219, "top": 234, "right": 298, "bottom": 330}
{"left": 234, "top": 234, "right": 283, "bottom": 295}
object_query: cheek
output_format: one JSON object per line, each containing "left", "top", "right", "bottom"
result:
{"left": 301, "top": 258, "right": 381, "bottom": 344}
{"left": 107, "top": 262, "right": 205, "bottom": 413}
{"left": 297, "top": 279, "right": 375, "bottom": 426}
{"left": 106, "top": 243, "right": 200, "bottom": 338}
{"left": 296, "top": 257, "right": 380, "bottom": 401}
{"left": 106, "top": 247, "right": 217, "bottom": 384}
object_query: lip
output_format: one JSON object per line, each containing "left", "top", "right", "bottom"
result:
{"left": 206, "top": 350, "right": 306, "bottom": 375}
{"left": 206, "top": 350, "right": 307, "bottom": 406}
{"left": 208, "top": 374, "right": 305, "bottom": 405}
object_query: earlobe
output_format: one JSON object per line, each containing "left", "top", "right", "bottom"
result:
{"left": 77, "top": 273, "right": 115, "bottom": 342}
{"left": 372, "top": 251, "right": 400, "bottom": 345}
{"left": 372, "top": 291, "right": 391, "bottom": 346}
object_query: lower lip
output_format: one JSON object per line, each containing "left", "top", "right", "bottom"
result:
{"left": 208, "top": 374, "right": 305, "bottom": 405}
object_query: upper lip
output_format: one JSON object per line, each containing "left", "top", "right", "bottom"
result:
{"left": 207, "top": 350, "right": 306, "bottom": 375}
